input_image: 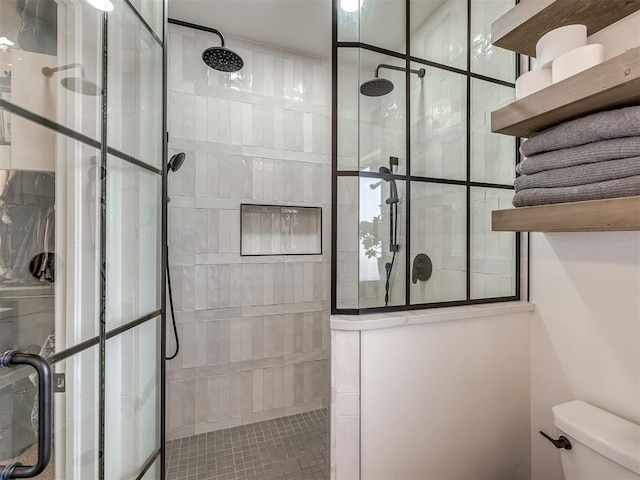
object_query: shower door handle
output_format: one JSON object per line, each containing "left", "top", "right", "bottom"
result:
{"left": 0, "top": 351, "right": 53, "bottom": 479}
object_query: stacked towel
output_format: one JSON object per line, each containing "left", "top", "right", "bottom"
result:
{"left": 513, "top": 106, "right": 640, "bottom": 207}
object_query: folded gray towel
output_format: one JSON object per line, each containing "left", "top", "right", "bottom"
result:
{"left": 516, "top": 137, "right": 640, "bottom": 175}
{"left": 512, "top": 175, "right": 640, "bottom": 207}
{"left": 515, "top": 156, "right": 640, "bottom": 191}
{"left": 520, "top": 106, "right": 640, "bottom": 157}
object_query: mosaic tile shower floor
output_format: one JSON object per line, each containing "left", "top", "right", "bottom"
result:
{"left": 165, "top": 409, "right": 328, "bottom": 480}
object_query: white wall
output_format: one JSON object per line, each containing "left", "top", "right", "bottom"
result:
{"left": 530, "top": 233, "right": 640, "bottom": 479}
{"left": 529, "top": 12, "right": 640, "bottom": 479}
{"left": 360, "top": 312, "right": 532, "bottom": 479}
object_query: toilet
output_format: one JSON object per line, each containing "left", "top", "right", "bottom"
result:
{"left": 553, "top": 400, "right": 640, "bottom": 479}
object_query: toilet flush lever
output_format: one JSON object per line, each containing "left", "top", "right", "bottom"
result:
{"left": 540, "top": 431, "right": 572, "bottom": 450}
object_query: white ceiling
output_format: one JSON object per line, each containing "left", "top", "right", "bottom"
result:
{"left": 167, "top": 0, "right": 448, "bottom": 59}
{"left": 168, "top": 0, "right": 333, "bottom": 58}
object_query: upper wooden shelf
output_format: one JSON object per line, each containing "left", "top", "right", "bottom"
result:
{"left": 492, "top": 0, "right": 640, "bottom": 57}
{"left": 492, "top": 196, "right": 640, "bottom": 232}
{"left": 491, "top": 47, "right": 640, "bottom": 138}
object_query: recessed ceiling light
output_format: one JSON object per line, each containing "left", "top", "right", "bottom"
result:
{"left": 340, "top": 0, "right": 363, "bottom": 13}
{"left": 86, "top": 0, "right": 114, "bottom": 12}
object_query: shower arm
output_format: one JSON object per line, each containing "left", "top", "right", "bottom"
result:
{"left": 168, "top": 18, "right": 226, "bottom": 47}
{"left": 376, "top": 64, "right": 426, "bottom": 79}
{"left": 42, "top": 63, "right": 85, "bottom": 78}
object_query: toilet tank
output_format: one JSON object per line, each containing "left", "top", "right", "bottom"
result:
{"left": 553, "top": 400, "right": 640, "bottom": 480}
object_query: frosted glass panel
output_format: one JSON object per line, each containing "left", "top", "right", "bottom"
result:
{"left": 411, "top": 64, "right": 466, "bottom": 180}
{"left": 337, "top": 0, "right": 360, "bottom": 42}
{"left": 470, "top": 188, "right": 516, "bottom": 299}
{"left": 0, "top": 0, "right": 102, "bottom": 141}
{"left": 360, "top": 0, "right": 406, "bottom": 53}
{"left": 470, "top": 78, "right": 515, "bottom": 184}
{"left": 359, "top": 177, "right": 406, "bottom": 308}
{"left": 129, "top": 0, "right": 163, "bottom": 37}
{"left": 338, "top": 48, "right": 359, "bottom": 171}
{"left": 105, "top": 318, "right": 160, "bottom": 480}
{"left": 411, "top": 182, "right": 466, "bottom": 303}
{"left": 471, "top": 0, "right": 515, "bottom": 83}
{"left": 0, "top": 115, "right": 101, "bottom": 350}
{"left": 108, "top": 0, "right": 163, "bottom": 168}
{"left": 140, "top": 457, "right": 160, "bottom": 479}
{"left": 53, "top": 346, "right": 100, "bottom": 480}
{"left": 359, "top": 50, "right": 406, "bottom": 175}
{"left": 410, "top": 0, "right": 467, "bottom": 69}
{"left": 106, "top": 156, "right": 161, "bottom": 330}
{"left": 336, "top": 177, "right": 359, "bottom": 309}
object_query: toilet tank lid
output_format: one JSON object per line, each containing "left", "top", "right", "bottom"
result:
{"left": 553, "top": 400, "right": 640, "bottom": 475}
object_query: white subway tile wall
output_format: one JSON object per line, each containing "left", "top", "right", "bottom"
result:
{"left": 166, "top": 24, "right": 331, "bottom": 441}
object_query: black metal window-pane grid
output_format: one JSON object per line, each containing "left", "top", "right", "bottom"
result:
{"left": 0, "top": 1, "right": 167, "bottom": 478}
{"left": 331, "top": 0, "right": 520, "bottom": 314}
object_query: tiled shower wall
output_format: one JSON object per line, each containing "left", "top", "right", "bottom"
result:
{"left": 165, "top": 23, "right": 331, "bottom": 441}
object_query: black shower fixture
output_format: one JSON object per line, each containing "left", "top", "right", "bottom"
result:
{"left": 370, "top": 158, "right": 401, "bottom": 306}
{"left": 377, "top": 166, "right": 399, "bottom": 204}
{"left": 201, "top": 27, "right": 244, "bottom": 72}
{"left": 168, "top": 152, "right": 186, "bottom": 172}
{"left": 360, "top": 64, "right": 426, "bottom": 97}
{"left": 42, "top": 63, "right": 101, "bottom": 96}
{"left": 166, "top": 152, "right": 187, "bottom": 360}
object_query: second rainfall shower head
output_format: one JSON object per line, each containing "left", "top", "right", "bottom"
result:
{"left": 360, "top": 77, "right": 395, "bottom": 97}
{"left": 360, "top": 64, "right": 426, "bottom": 97}
{"left": 42, "top": 63, "right": 102, "bottom": 96}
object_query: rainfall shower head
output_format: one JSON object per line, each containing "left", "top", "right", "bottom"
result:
{"left": 360, "top": 77, "right": 395, "bottom": 97}
{"left": 42, "top": 63, "right": 101, "bottom": 96}
{"left": 168, "top": 152, "right": 186, "bottom": 172}
{"left": 60, "top": 77, "right": 102, "bottom": 96}
{"left": 360, "top": 64, "right": 426, "bottom": 97}
{"left": 203, "top": 47, "right": 244, "bottom": 72}
{"left": 200, "top": 27, "right": 244, "bottom": 72}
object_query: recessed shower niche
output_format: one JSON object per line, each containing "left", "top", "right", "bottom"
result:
{"left": 240, "top": 204, "right": 322, "bottom": 256}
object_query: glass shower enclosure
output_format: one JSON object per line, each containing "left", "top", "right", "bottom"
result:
{"left": 0, "top": 0, "right": 165, "bottom": 478}
{"left": 333, "top": 0, "right": 519, "bottom": 312}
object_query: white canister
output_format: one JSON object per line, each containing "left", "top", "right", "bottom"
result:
{"left": 552, "top": 44, "right": 605, "bottom": 83}
{"left": 536, "top": 24, "right": 587, "bottom": 69}
{"left": 515, "top": 68, "right": 552, "bottom": 100}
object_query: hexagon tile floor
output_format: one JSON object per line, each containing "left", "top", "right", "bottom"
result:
{"left": 165, "top": 409, "right": 328, "bottom": 480}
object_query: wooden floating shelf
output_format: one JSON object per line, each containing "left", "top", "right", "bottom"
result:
{"left": 491, "top": 47, "right": 640, "bottom": 138}
{"left": 492, "top": 0, "right": 640, "bottom": 57}
{"left": 492, "top": 196, "right": 640, "bottom": 232}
